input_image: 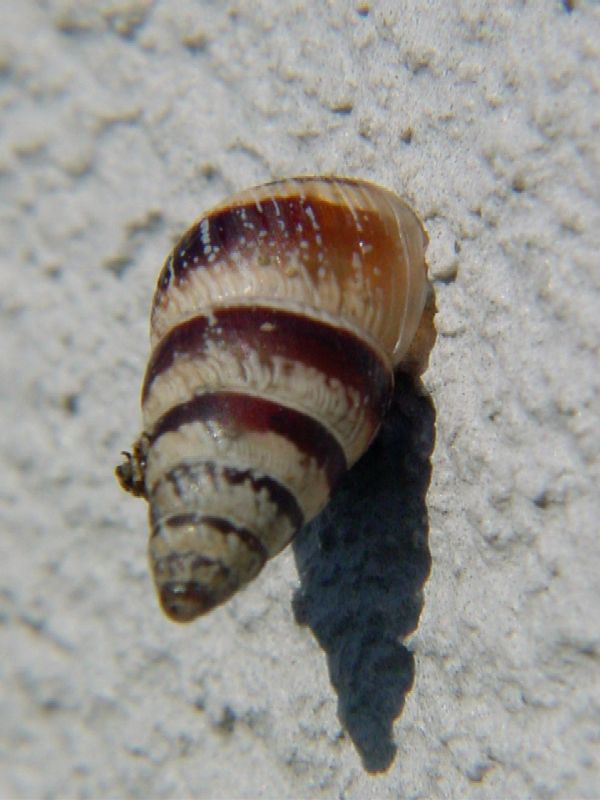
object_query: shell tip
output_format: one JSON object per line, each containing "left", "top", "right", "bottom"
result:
{"left": 159, "top": 582, "right": 219, "bottom": 623}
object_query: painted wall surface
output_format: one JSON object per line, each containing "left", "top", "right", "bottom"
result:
{"left": 1, "top": 1, "right": 598, "bottom": 797}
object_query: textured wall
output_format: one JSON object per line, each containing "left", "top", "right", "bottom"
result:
{"left": 1, "top": 1, "right": 599, "bottom": 797}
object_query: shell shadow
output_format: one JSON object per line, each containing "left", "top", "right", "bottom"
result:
{"left": 292, "top": 374, "right": 435, "bottom": 773}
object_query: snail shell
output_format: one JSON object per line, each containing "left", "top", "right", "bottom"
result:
{"left": 117, "top": 177, "right": 431, "bottom": 622}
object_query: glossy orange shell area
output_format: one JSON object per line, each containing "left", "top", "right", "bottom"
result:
{"left": 150, "top": 177, "right": 429, "bottom": 368}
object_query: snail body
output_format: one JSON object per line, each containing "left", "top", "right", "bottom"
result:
{"left": 117, "top": 177, "right": 431, "bottom": 622}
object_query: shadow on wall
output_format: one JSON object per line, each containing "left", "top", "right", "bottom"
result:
{"left": 292, "top": 374, "right": 435, "bottom": 774}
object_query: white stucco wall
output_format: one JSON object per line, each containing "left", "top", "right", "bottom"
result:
{"left": 1, "top": 1, "right": 598, "bottom": 797}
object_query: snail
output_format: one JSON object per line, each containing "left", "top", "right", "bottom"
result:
{"left": 116, "top": 176, "right": 433, "bottom": 622}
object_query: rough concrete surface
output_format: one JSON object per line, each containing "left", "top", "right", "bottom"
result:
{"left": 1, "top": 1, "right": 599, "bottom": 797}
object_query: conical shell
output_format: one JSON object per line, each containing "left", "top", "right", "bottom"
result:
{"left": 117, "top": 177, "right": 431, "bottom": 622}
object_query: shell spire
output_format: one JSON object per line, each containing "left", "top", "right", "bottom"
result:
{"left": 116, "top": 177, "right": 431, "bottom": 622}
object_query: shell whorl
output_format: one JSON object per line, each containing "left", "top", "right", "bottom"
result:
{"left": 118, "top": 177, "right": 430, "bottom": 622}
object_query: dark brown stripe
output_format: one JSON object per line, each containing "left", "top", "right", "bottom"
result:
{"left": 156, "top": 512, "right": 268, "bottom": 564}
{"left": 219, "top": 464, "right": 304, "bottom": 532}
{"left": 142, "top": 306, "right": 392, "bottom": 418}
{"left": 156, "top": 197, "right": 306, "bottom": 290}
{"left": 152, "top": 461, "right": 304, "bottom": 533}
{"left": 162, "top": 551, "right": 221, "bottom": 570}
{"left": 150, "top": 392, "right": 348, "bottom": 490}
